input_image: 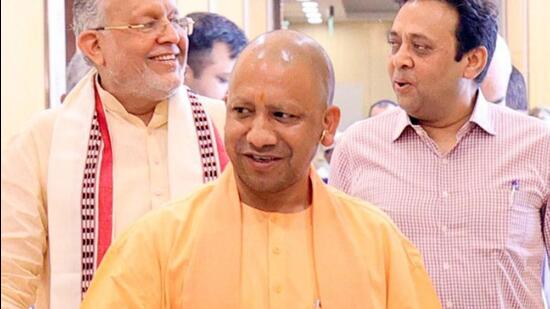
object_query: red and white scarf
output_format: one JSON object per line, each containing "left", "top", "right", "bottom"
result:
{"left": 47, "top": 69, "right": 227, "bottom": 308}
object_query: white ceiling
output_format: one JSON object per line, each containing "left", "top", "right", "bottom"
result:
{"left": 282, "top": 0, "right": 400, "bottom": 23}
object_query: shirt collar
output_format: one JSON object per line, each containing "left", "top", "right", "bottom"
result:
{"left": 391, "top": 108, "right": 414, "bottom": 142}
{"left": 468, "top": 90, "right": 496, "bottom": 136}
{"left": 391, "top": 90, "right": 496, "bottom": 142}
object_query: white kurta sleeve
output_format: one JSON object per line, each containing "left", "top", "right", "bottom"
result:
{"left": 1, "top": 123, "right": 49, "bottom": 308}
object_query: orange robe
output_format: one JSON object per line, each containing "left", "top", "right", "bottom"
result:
{"left": 81, "top": 165, "right": 441, "bottom": 308}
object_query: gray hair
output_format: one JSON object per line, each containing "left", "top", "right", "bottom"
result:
{"left": 73, "top": 0, "right": 104, "bottom": 38}
{"left": 66, "top": 51, "right": 92, "bottom": 92}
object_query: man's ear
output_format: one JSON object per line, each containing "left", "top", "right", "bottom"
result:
{"left": 463, "top": 46, "right": 488, "bottom": 81}
{"left": 223, "top": 92, "right": 229, "bottom": 106}
{"left": 320, "top": 105, "right": 341, "bottom": 147}
{"left": 77, "top": 30, "right": 104, "bottom": 66}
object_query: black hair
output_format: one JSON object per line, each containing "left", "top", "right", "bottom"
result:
{"left": 505, "top": 66, "right": 528, "bottom": 111}
{"left": 396, "top": 0, "right": 498, "bottom": 83}
{"left": 186, "top": 12, "right": 248, "bottom": 77}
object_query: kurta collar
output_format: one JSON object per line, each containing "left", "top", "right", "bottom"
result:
{"left": 181, "top": 164, "right": 382, "bottom": 308}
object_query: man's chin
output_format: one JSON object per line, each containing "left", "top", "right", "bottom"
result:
{"left": 239, "top": 176, "right": 284, "bottom": 195}
{"left": 149, "top": 74, "right": 182, "bottom": 92}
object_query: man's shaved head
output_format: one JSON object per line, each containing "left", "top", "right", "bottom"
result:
{"left": 224, "top": 30, "right": 341, "bottom": 207}
{"left": 232, "top": 30, "right": 335, "bottom": 106}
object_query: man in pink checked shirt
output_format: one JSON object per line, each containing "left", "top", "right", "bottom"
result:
{"left": 330, "top": 0, "right": 550, "bottom": 308}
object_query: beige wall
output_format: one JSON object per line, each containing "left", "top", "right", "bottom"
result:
{"left": 177, "top": 0, "right": 271, "bottom": 40}
{"left": 527, "top": 0, "right": 550, "bottom": 108}
{"left": 291, "top": 21, "right": 395, "bottom": 118}
{"left": 177, "top": 0, "right": 209, "bottom": 13}
{"left": 504, "top": 0, "right": 549, "bottom": 108}
{"left": 1, "top": 0, "right": 46, "bottom": 151}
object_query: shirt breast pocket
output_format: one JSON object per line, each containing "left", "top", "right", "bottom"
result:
{"left": 506, "top": 190, "right": 543, "bottom": 251}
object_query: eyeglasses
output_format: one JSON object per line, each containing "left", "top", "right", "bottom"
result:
{"left": 91, "top": 17, "right": 194, "bottom": 36}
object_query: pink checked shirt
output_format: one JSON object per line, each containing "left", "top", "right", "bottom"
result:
{"left": 330, "top": 93, "right": 550, "bottom": 308}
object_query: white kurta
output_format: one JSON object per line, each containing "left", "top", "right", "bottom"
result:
{"left": 1, "top": 69, "right": 226, "bottom": 309}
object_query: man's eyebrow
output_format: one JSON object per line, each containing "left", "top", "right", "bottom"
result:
{"left": 228, "top": 96, "right": 251, "bottom": 104}
{"left": 387, "top": 31, "right": 434, "bottom": 43}
{"left": 408, "top": 33, "right": 433, "bottom": 42}
{"left": 388, "top": 31, "right": 399, "bottom": 39}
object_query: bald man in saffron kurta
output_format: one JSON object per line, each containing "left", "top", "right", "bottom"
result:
{"left": 82, "top": 30, "right": 441, "bottom": 308}
{"left": 82, "top": 166, "right": 439, "bottom": 308}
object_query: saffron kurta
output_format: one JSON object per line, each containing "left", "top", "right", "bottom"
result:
{"left": 1, "top": 70, "right": 226, "bottom": 309}
{"left": 81, "top": 165, "right": 441, "bottom": 308}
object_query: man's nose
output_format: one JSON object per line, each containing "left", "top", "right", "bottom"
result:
{"left": 157, "top": 20, "right": 181, "bottom": 44}
{"left": 246, "top": 116, "right": 277, "bottom": 149}
{"left": 391, "top": 43, "right": 414, "bottom": 69}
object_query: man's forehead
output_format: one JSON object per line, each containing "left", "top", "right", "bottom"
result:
{"left": 234, "top": 41, "right": 325, "bottom": 85}
{"left": 392, "top": 0, "right": 457, "bottom": 38}
{"left": 229, "top": 90, "right": 303, "bottom": 110}
{"left": 232, "top": 55, "right": 316, "bottom": 91}
{"left": 229, "top": 30, "right": 332, "bottom": 104}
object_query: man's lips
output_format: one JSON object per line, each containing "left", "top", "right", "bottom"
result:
{"left": 149, "top": 53, "right": 178, "bottom": 61}
{"left": 393, "top": 79, "right": 414, "bottom": 92}
{"left": 244, "top": 153, "right": 282, "bottom": 163}
{"left": 241, "top": 152, "right": 285, "bottom": 171}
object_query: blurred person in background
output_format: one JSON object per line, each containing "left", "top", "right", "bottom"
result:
{"left": 369, "top": 99, "right": 399, "bottom": 117}
{"left": 61, "top": 51, "right": 92, "bottom": 102}
{"left": 184, "top": 12, "right": 247, "bottom": 100}
{"left": 480, "top": 34, "right": 512, "bottom": 105}
{"left": 505, "top": 66, "right": 529, "bottom": 112}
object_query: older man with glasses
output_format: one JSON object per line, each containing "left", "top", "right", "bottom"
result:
{"left": 1, "top": 0, "right": 228, "bottom": 308}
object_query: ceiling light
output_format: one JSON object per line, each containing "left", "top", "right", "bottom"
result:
{"left": 302, "top": 6, "right": 319, "bottom": 13}
{"left": 306, "top": 12, "right": 322, "bottom": 19}
{"left": 301, "top": 1, "right": 319, "bottom": 8}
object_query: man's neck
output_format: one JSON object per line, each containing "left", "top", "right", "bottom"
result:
{"left": 98, "top": 76, "right": 159, "bottom": 125}
{"left": 237, "top": 176, "right": 312, "bottom": 213}
{"left": 417, "top": 91, "right": 478, "bottom": 154}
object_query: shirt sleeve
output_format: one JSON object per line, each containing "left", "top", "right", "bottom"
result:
{"left": 544, "top": 200, "right": 550, "bottom": 258}
{"left": 1, "top": 131, "right": 48, "bottom": 308}
{"left": 80, "top": 222, "right": 164, "bottom": 309}
{"left": 386, "top": 233, "right": 442, "bottom": 309}
{"left": 328, "top": 135, "right": 352, "bottom": 193}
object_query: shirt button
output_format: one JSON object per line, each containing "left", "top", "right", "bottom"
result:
{"left": 274, "top": 285, "right": 282, "bottom": 294}
{"left": 272, "top": 247, "right": 281, "bottom": 255}
{"left": 443, "top": 263, "right": 450, "bottom": 270}
{"left": 153, "top": 160, "right": 160, "bottom": 165}
{"left": 441, "top": 225, "right": 448, "bottom": 233}
{"left": 446, "top": 301, "right": 454, "bottom": 308}
{"left": 441, "top": 191, "right": 449, "bottom": 198}
{"left": 442, "top": 158, "right": 449, "bottom": 165}
{"left": 270, "top": 216, "right": 277, "bottom": 223}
